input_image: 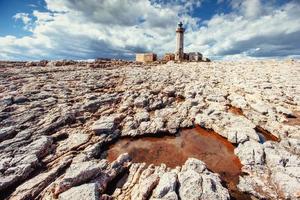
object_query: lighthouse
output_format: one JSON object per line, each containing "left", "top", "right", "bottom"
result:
{"left": 175, "top": 22, "right": 185, "bottom": 61}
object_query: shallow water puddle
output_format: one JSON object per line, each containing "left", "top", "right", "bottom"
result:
{"left": 255, "top": 126, "right": 279, "bottom": 142}
{"left": 107, "top": 126, "right": 250, "bottom": 199}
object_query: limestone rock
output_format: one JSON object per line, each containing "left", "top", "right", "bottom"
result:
{"left": 181, "top": 158, "right": 206, "bottom": 173}
{"left": 151, "top": 172, "right": 178, "bottom": 199}
{"left": 134, "top": 111, "right": 150, "bottom": 124}
{"left": 249, "top": 101, "right": 270, "bottom": 115}
{"left": 275, "top": 105, "right": 294, "bottom": 116}
{"left": 28, "top": 136, "right": 53, "bottom": 158}
{"left": 1, "top": 59, "right": 300, "bottom": 200}
{"left": 195, "top": 110, "right": 259, "bottom": 144}
{"left": 14, "top": 96, "right": 29, "bottom": 104}
{"left": 201, "top": 173, "right": 230, "bottom": 200}
{"left": 91, "top": 114, "right": 123, "bottom": 134}
{"left": 58, "top": 183, "right": 99, "bottom": 200}
{"left": 131, "top": 173, "right": 160, "bottom": 200}
{"left": 228, "top": 94, "right": 247, "bottom": 109}
{"left": 162, "top": 86, "right": 176, "bottom": 97}
{"left": 271, "top": 170, "right": 300, "bottom": 199}
{"left": 0, "top": 126, "right": 16, "bottom": 142}
{"left": 178, "top": 170, "right": 203, "bottom": 200}
{"left": 234, "top": 141, "right": 265, "bottom": 165}
{"left": 280, "top": 138, "right": 300, "bottom": 154}
{"left": 0, "top": 135, "right": 53, "bottom": 192}
{"left": 134, "top": 96, "right": 149, "bottom": 108}
{"left": 53, "top": 160, "right": 108, "bottom": 195}
{"left": 57, "top": 133, "right": 90, "bottom": 153}
{"left": 0, "top": 154, "right": 39, "bottom": 191}
{"left": 10, "top": 156, "right": 72, "bottom": 200}
{"left": 179, "top": 158, "right": 230, "bottom": 200}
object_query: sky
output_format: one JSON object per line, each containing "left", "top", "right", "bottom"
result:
{"left": 0, "top": 0, "right": 300, "bottom": 61}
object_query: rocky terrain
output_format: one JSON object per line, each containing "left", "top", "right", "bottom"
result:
{"left": 0, "top": 59, "right": 299, "bottom": 200}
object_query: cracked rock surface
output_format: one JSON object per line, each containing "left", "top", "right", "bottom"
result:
{"left": 0, "top": 59, "right": 299, "bottom": 199}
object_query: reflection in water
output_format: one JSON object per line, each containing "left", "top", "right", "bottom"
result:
{"left": 107, "top": 126, "right": 250, "bottom": 199}
{"left": 255, "top": 126, "right": 279, "bottom": 142}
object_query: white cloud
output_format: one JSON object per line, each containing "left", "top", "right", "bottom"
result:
{"left": 240, "top": 0, "right": 263, "bottom": 18}
{"left": 185, "top": 1, "right": 300, "bottom": 59}
{"left": 13, "top": 13, "right": 31, "bottom": 25}
{"left": 28, "top": 4, "right": 38, "bottom": 8}
{"left": 2, "top": 0, "right": 188, "bottom": 60}
{"left": 1, "top": 0, "right": 300, "bottom": 60}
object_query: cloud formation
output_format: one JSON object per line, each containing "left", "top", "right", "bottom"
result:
{"left": 1, "top": 0, "right": 300, "bottom": 60}
{"left": 186, "top": 0, "right": 300, "bottom": 59}
{"left": 13, "top": 12, "right": 33, "bottom": 31}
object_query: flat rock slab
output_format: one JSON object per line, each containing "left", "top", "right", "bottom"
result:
{"left": 91, "top": 115, "right": 123, "bottom": 134}
{"left": 57, "top": 133, "right": 90, "bottom": 152}
{"left": 59, "top": 183, "right": 99, "bottom": 200}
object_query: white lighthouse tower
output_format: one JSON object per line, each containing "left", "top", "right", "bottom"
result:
{"left": 175, "top": 22, "right": 185, "bottom": 61}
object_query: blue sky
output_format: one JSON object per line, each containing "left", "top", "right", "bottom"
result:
{"left": 0, "top": 0, "right": 300, "bottom": 60}
{"left": 0, "top": 0, "right": 45, "bottom": 37}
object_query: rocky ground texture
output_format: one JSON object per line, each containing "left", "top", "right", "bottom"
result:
{"left": 0, "top": 59, "right": 299, "bottom": 200}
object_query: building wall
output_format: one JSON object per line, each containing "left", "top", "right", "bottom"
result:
{"left": 163, "top": 53, "right": 175, "bottom": 61}
{"left": 136, "top": 53, "right": 157, "bottom": 63}
{"left": 188, "top": 52, "right": 203, "bottom": 61}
